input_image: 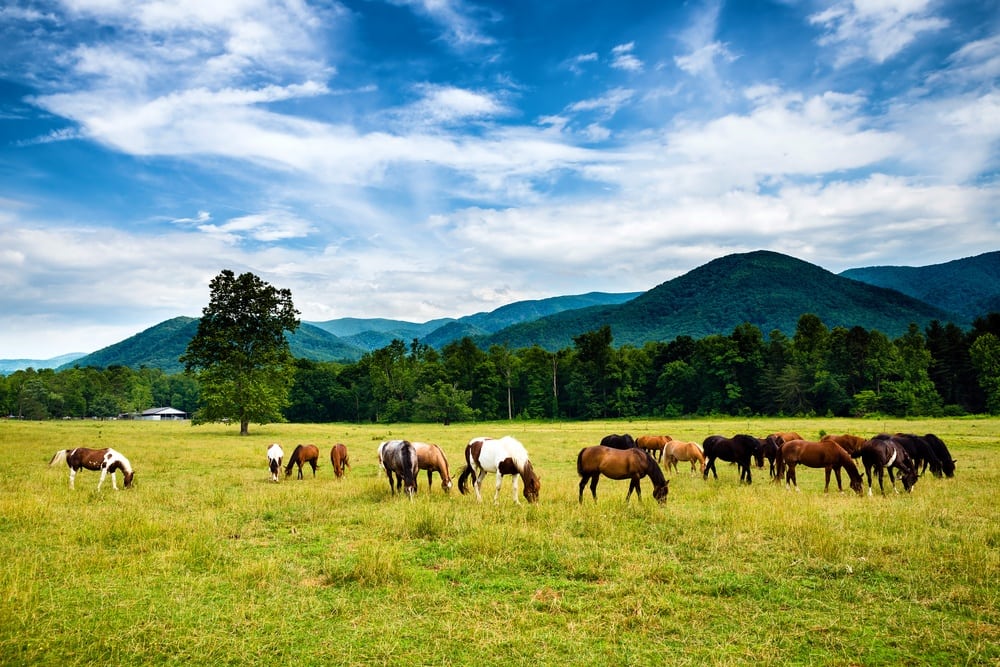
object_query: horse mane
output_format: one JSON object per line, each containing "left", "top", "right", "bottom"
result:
{"left": 285, "top": 445, "right": 303, "bottom": 473}
{"left": 642, "top": 450, "right": 667, "bottom": 487}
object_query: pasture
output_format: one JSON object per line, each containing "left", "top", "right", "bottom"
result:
{"left": 1, "top": 417, "right": 997, "bottom": 666}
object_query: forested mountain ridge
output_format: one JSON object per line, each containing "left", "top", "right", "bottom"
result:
{"left": 840, "top": 251, "right": 1000, "bottom": 320}
{"left": 481, "top": 250, "right": 959, "bottom": 350}
{"left": 13, "top": 249, "right": 990, "bottom": 374}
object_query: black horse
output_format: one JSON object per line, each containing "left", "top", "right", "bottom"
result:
{"left": 922, "top": 433, "right": 956, "bottom": 478}
{"left": 853, "top": 436, "right": 919, "bottom": 496}
{"left": 884, "top": 433, "right": 943, "bottom": 478}
{"left": 702, "top": 434, "right": 763, "bottom": 485}
{"left": 761, "top": 435, "right": 783, "bottom": 479}
{"left": 600, "top": 433, "right": 637, "bottom": 450}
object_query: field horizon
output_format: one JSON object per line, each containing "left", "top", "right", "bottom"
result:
{"left": 1, "top": 417, "right": 997, "bottom": 666}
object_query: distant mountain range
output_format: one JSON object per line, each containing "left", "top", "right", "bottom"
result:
{"left": 2, "top": 250, "right": 997, "bottom": 375}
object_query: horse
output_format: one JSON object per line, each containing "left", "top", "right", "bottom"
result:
{"left": 775, "top": 439, "right": 863, "bottom": 494}
{"left": 577, "top": 446, "right": 669, "bottom": 503}
{"left": 413, "top": 442, "right": 452, "bottom": 493}
{"left": 378, "top": 440, "right": 418, "bottom": 499}
{"left": 49, "top": 447, "right": 134, "bottom": 490}
{"left": 330, "top": 443, "right": 350, "bottom": 478}
{"left": 266, "top": 443, "right": 283, "bottom": 483}
{"left": 922, "top": 433, "right": 956, "bottom": 478}
{"left": 853, "top": 436, "right": 920, "bottom": 496}
{"left": 702, "top": 434, "right": 763, "bottom": 484}
{"left": 635, "top": 435, "right": 672, "bottom": 461}
{"left": 457, "top": 436, "right": 540, "bottom": 504}
{"left": 819, "top": 433, "right": 867, "bottom": 455}
{"left": 664, "top": 439, "right": 705, "bottom": 475}
{"left": 891, "top": 433, "right": 943, "bottom": 478}
{"left": 600, "top": 433, "right": 637, "bottom": 450}
{"left": 761, "top": 432, "right": 804, "bottom": 476}
{"left": 285, "top": 444, "right": 319, "bottom": 480}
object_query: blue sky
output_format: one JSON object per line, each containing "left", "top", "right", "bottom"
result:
{"left": 1, "top": 0, "right": 998, "bottom": 359}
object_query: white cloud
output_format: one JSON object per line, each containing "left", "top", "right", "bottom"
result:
{"left": 564, "top": 52, "right": 598, "bottom": 75}
{"left": 810, "top": 0, "right": 948, "bottom": 65}
{"left": 611, "top": 42, "right": 643, "bottom": 72}
{"left": 389, "top": 0, "right": 495, "bottom": 48}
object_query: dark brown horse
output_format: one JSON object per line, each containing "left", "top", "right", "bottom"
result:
{"left": 853, "top": 436, "right": 919, "bottom": 496}
{"left": 922, "top": 433, "right": 956, "bottom": 478}
{"left": 635, "top": 434, "right": 671, "bottom": 461}
{"left": 702, "top": 434, "right": 763, "bottom": 485}
{"left": 330, "top": 443, "right": 350, "bottom": 478}
{"left": 600, "top": 433, "right": 637, "bottom": 450}
{"left": 577, "top": 446, "right": 669, "bottom": 503}
{"left": 776, "top": 439, "right": 863, "bottom": 494}
{"left": 49, "top": 447, "right": 135, "bottom": 490}
{"left": 285, "top": 444, "right": 319, "bottom": 479}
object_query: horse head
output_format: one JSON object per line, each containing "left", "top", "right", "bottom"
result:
{"left": 521, "top": 461, "right": 540, "bottom": 503}
{"left": 899, "top": 463, "right": 919, "bottom": 492}
{"left": 653, "top": 479, "right": 669, "bottom": 503}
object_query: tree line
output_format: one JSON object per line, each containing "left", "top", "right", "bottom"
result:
{"left": 5, "top": 312, "right": 999, "bottom": 422}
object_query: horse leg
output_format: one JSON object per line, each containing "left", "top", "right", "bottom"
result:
{"left": 97, "top": 467, "right": 108, "bottom": 491}
{"left": 578, "top": 474, "right": 589, "bottom": 503}
{"left": 69, "top": 467, "right": 76, "bottom": 490}
{"left": 492, "top": 471, "right": 504, "bottom": 504}
{"left": 787, "top": 463, "right": 799, "bottom": 492}
{"left": 889, "top": 467, "right": 900, "bottom": 494}
{"left": 511, "top": 474, "right": 521, "bottom": 504}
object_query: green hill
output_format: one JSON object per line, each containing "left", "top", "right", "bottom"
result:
{"left": 840, "top": 251, "right": 1000, "bottom": 320}
{"left": 483, "top": 250, "right": 959, "bottom": 350}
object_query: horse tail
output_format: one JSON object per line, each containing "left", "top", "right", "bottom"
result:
{"left": 457, "top": 465, "right": 474, "bottom": 494}
{"left": 49, "top": 450, "right": 68, "bottom": 467}
{"left": 576, "top": 448, "right": 586, "bottom": 477}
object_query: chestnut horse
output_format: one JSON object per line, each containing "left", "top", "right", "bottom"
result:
{"left": 635, "top": 435, "right": 672, "bottom": 462}
{"left": 820, "top": 433, "right": 867, "bottom": 455}
{"left": 457, "top": 436, "right": 540, "bottom": 504}
{"left": 285, "top": 444, "right": 319, "bottom": 480}
{"left": 702, "top": 434, "right": 763, "bottom": 485}
{"left": 330, "top": 443, "right": 350, "bottom": 478}
{"left": 49, "top": 447, "right": 134, "bottom": 490}
{"left": 664, "top": 439, "right": 705, "bottom": 474}
{"left": 413, "top": 441, "right": 452, "bottom": 493}
{"left": 267, "top": 443, "right": 283, "bottom": 483}
{"left": 577, "top": 446, "right": 669, "bottom": 503}
{"left": 775, "top": 439, "right": 863, "bottom": 494}
{"left": 378, "top": 440, "right": 419, "bottom": 499}
{"left": 854, "top": 436, "right": 919, "bottom": 496}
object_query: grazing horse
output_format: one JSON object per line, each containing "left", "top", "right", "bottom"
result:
{"left": 457, "top": 436, "right": 540, "bottom": 504}
{"left": 49, "top": 447, "right": 134, "bottom": 490}
{"left": 820, "top": 433, "right": 867, "bottom": 456}
{"left": 330, "top": 443, "right": 350, "bottom": 478}
{"left": 775, "top": 439, "right": 863, "bottom": 494}
{"left": 285, "top": 444, "right": 319, "bottom": 480}
{"left": 378, "top": 440, "right": 419, "bottom": 499}
{"left": 635, "top": 434, "right": 672, "bottom": 461}
{"left": 702, "top": 434, "right": 763, "bottom": 485}
{"left": 413, "top": 442, "right": 452, "bottom": 493}
{"left": 854, "top": 436, "right": 919, "bottom": 496}
{"left": 761, "top": 432, "right": 804, "bottom": 475}
{"left": 600, "top": 433, "right": 637, "bottom": 450}
{"left": 922, "top": 433, "right": 956, "bottom": 478}
{"left": 266, "top": 443, "right": 283, "bottom": 483}
{"left": 892, "top": 433, "right": 943, "bottom": 478}
{"left": 577, "top": 446, "right": 669, "bottom": 503}
{"left": 664, "top": 439, "right": 705, "bottom": 475}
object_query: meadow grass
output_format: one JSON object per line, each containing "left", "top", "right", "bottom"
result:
{"left": 0, "top": 417, "right": 997, "bottom": 666}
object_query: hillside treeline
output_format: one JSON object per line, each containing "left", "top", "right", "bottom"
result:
{"left": 4, "top": 313, "right": 1000, "bottom": 421}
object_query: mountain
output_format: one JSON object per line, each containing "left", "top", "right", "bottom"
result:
{"left": 309, "top": 317, "right": 454, "bottom": 338}
{"left": 480, "top": 250, "right": 959, "bottom": 350}
{"left": 839, "top": 251, "right": 1000, "bottom": 321}
{"left": 58, "top": 317, "right": 366, "bottom": 374}
{"left": 0, "top": 352, "right": 87, "bottom": 375}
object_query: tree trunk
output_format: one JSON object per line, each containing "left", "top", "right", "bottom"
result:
{"left": 240, "top": 419, "right": 250, "bottom": 435}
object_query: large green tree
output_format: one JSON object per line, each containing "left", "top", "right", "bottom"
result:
{"left": 181, "top": 270, "right": 300, "bottom": 435}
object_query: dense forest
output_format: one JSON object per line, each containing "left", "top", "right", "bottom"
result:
{"left": 4, "top": 312, "right": 1000, "bottom": 422}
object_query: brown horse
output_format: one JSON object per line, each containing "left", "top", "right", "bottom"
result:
{"left": 285, "top": 444, "right": 319, "bottom": 479}
{"left": 577, "top": 446, "right": 669, "bottom": 503}
{"left": 49, "top": 447, "right": 135, "bottom": 490}
{"left": 664, "top": 440, "right": 705, "bottom": 474}
{"left": 330, "top": 443, "right": 350, "bottom": 478}
{"left": 635, "top": 434, "right": 672, "bottom": 461}
{"left": 776, "top": 439, "right": 863, "bottom": 494}
{"left": 413, "top": 441, "right": 452, "bottom": 492}
{"left": 820, "top": 433, "right": 867, "bottom": 455}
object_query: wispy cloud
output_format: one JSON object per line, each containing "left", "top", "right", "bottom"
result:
{"left": 810, "top": 0, "right": 948, "bottom": 66}
{"left": 389, "top": 0, "right": 496, "bottom": 48}
{"left": 611, "top": 42, "right": 643, "bottom": 72}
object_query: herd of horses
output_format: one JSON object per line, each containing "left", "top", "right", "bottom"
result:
{"left": 47, "top": 428, "right": 956, "bottom": 502}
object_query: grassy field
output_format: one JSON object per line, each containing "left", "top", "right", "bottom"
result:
{"left": 1, "top": 417, "right": 997, "bottom": 666}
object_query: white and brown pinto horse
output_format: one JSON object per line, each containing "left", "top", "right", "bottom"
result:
{"left": 266, "top": 443, "right": 283, "bottom": 483}
{"left": 413, "top": 441, "right": 452, "bottom": 493}
{"left": 49, "top": 447, "right": 134, "bottom": 490}
{"left": 457, "top": 436, "right": 540, "bottom": 504}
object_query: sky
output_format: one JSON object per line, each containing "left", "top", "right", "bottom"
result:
{"left": 1, "top": 0, "right": 998, "bottom": 360}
